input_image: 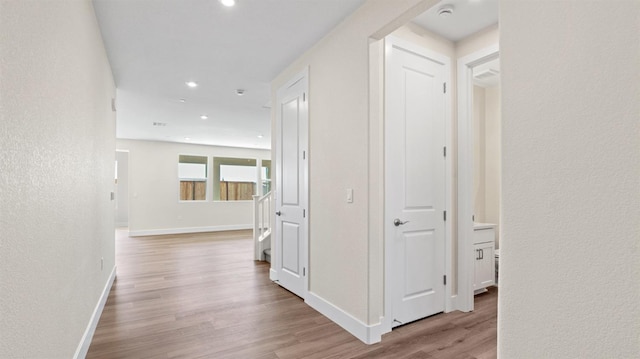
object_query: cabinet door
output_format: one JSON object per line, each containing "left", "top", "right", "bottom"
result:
{"left": 474, "top": 242, "right": 495, "bottom": 289}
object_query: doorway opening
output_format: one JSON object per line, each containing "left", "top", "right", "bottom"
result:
{"left": 371, "top": 0, "right": 500, "bottom": 336}
{"left": 458, "top": 46, "right": 501, "bottom": 311}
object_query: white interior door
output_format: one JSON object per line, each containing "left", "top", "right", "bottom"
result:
{"left": 385, "top": 37, "right": 447, "bottom": 327}
{"left": 274, "top": 69, "right": 308, "bottom": 298}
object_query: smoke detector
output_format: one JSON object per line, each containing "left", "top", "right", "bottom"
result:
{"left": 438, "top": 5, "right": 454, "bottom": 18}
{"left": 236, "top": 89, "right": 245, "bottom": 96}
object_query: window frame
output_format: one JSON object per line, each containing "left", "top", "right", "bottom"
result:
{"left": 178, "top": 154, "right": 209, "bottom": 202}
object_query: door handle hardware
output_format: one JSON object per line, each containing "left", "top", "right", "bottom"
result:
{"left": 275, "top": 211, "right": 282, "bottom": 216}
{"left": 393, "top": 218, "right": 409, "bottom": 227}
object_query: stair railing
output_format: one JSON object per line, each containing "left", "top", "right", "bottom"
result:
{"left": 253, "top": 191, "right": 272, "bottom": 261}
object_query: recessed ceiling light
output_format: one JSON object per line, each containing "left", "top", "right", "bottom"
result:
{"left": 184, "top": 137, "right": 191, "bottom": 141}
{"left": 185, "top": 81, "right": 198, "bottom": 88}
{"left": 236, "top": 89, "right": 245, "bottom": 96}
{"left": 179, "top": 99, "right": 186, "bottom": 103}
{"left": 220, "top": 0, "right": 236, "bottom": 7}
{"left": 257, "top": 134, "right": 263, "bottom": 138}
{"left": 200, "top": 115, "right": 208, "bottom": 120}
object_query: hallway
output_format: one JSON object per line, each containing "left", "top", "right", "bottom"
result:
{"left": 87, "top": 230, "right": 497, "bottom": 358}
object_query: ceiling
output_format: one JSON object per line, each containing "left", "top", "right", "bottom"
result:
{"left": 93, "top": 0, "right": 367, "bottom": 149}
{"left": 412, "top": 0, "right": 498, "bottom": 42}
{"left": 94, "top": 0, "right": 498, "bottom": 150}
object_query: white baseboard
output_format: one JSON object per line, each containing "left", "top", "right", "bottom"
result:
{"left": 129, "top": 224, "right": 252, "bottom": 237}
{"left": 269, "top": 268, "right": 278, "bottom": 282}
{"left": 305, "top": 291, "right": 382, "bottom": 345}
{"left": 74, "top": 266, "right": 116, "bottom": 359}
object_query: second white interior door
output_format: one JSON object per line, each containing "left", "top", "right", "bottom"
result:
{"left": 385, "top": 37, "right": 448, "bottom": 327}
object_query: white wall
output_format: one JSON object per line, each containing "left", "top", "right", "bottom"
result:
{"left": 0, "top": 0, "right": 116, "bottom": 357}
{"left": 499, "top": 1, "right": 640, "bottom": 357}
{"left": 117, "top": 139, "right": 270, "bottom": 235}
{"left": 392, "top": 22, "right": 455, "bottom": 59}
{"left": 456, "top": 23, "right": 499, "bottom": 59}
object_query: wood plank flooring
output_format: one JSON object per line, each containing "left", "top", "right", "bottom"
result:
{"left": 87, "top": 230, "right": 497, "bottom": 358}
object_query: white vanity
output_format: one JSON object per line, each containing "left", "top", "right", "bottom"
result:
{"left": 473, "top": 223, "right": 496, "bottom": 294}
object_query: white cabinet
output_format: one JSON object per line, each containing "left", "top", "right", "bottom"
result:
{"left": 473, "top": 224, "right": 496, "bottom": 294}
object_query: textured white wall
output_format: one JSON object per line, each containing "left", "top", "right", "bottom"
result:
{"left": 0, "top": 0, "right": 116, "bottom": 357}
{"left": 499, "top": 1, "right": 640, "bottom": 357}
{"left": 117, "top": 139, "right": 270, "bottom": 234}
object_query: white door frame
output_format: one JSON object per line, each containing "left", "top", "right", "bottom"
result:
{"left": 271, "top": 67, "right": 309, "bottom": 299}
{"left": 115, "top": 149, "right": 129, "bottom": 228}
{"left": 382, "top": 36, "right": 453, "bottom": 334}
{"left": 456, "top": 44, "right": 499, "bottom": 312}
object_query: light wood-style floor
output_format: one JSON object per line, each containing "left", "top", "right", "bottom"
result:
{"left": 87, "top": 230, "right": 497, "bottom": 359}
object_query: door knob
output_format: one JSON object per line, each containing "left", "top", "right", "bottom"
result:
{"left": 393, "top": 218, "right": 409, "bottom": 227}
{"left": 275, "top": 211, "right": 282, "bottom": 216}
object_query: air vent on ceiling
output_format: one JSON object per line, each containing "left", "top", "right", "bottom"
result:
{"left": 153, "top": 122, "right": 167, "bottom": 127}
{"left": 474, "top": 69, "right": 500, "bottom": 80}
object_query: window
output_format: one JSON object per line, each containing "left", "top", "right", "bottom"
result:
{"left": 178, "top": 155, "right": 207, "bottom": 201}
{"left": 213, "top": 157, "right": 257, "bottom": 201}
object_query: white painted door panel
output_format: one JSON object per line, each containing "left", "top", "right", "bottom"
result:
{"left": 275, "top": 71, "right": 308, "bottom": 298}
{"left": 386, "top": 38, "right": 447, "bottom": 326}
{"left": 474, "top": 241, "right": 495, "bottom": 290}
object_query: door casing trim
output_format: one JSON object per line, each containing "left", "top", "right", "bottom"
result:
{"left": 456, "top": 44, "right": 499, "bottom": 312}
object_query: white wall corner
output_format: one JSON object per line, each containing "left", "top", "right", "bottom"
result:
{"left": 73, "top": 266, "right": 116, "bottom": 359}
{"left": 128, "top": 224, "right": 252, "bottom": 237}
{"left": 305, "top": 292, "right": 382, "bottom": 345}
